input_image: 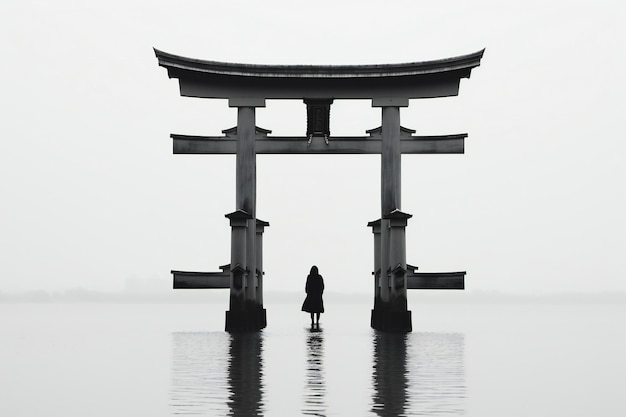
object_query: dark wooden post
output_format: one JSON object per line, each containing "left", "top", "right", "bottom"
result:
{"left": 255, "top": 219, "right": 269, "bottom": 328}
{"left": 371, "top": 98, "right": 412, "bottom": 332}
{"left": 226, "top": 99, "right": 266, "bottom": 331}
{"left": 236, "top": 106, "right": 257, "bottom": 308}
{"left": 368, "top": 219, "right": 382, "bottom": 312}
{"left": 225, "top": 210, "right": 252, "bottom": 331}
{"left": 386, "top": 210, "right": 412, "bottom": 332}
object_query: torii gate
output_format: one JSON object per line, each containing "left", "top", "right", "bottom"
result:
{"left": 155, "top": 48, "right": 484, "bottom": 332}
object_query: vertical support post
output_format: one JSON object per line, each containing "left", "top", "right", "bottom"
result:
{"left": 236, "top": 106, "right": 257, "bottom": 307}
{"left": 255, "top": 219, "right": 269, "bottom": 328}
{"left": 380, "top": 219, "right": 391, "bottom": 304}
{"left": 371, "top": 98, "right": 412, "bottom": 332}
{"left": 386, "top": 210, "right": 412, "bottom": 332}
{"left": 226, "top": 98, "right": 266, "bottom": 332}
{"left": 381, "top": 105, "right": 402, "bottom": 216}
{"left": 379, "top": 105, "right": 401, "bottom": 304}
{"left": 367, "top": 219, "right": 382, "bottom": 311}
{"left": 225, "top": 210, "right": 252, "bottom": 330}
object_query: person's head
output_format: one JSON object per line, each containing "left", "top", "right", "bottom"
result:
{"left": 310, "top": 265, "right": 319, "bottom": 276}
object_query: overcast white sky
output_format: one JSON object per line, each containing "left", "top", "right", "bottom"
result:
{"left": 0, "top": 0, "right": 624, "bottom": 297}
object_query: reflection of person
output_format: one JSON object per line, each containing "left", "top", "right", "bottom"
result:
{"left": 301, "top": 265, "right": 325, "bottom": 327}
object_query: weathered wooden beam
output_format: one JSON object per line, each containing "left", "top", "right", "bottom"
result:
{"left": 172, "top": 270, "right": 230, "bottom": 289}
{"left": 172, "top": 134, "right": 466, "bottom": 154}
{"left": 154, "top": 48, "right": 485, "bottom": 100}
{"left": 406, "top": 272, "right": 465, "bottom": 289}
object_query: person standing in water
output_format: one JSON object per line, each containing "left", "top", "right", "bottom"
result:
{"left": 301, "top": 265, "right": 325, "bottom": 327}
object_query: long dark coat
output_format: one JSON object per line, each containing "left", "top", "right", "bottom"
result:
{"left": 301, "top": 272, "right": 324, "bottom": 313}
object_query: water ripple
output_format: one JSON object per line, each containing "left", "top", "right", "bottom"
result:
{"left": 170, "top": 332, "right": 265, "bottom": 416}
{"left": 371, "top": 332, "right": 465, "bottom": 416}
{"left": 302, "top": 327, "right": 327, "bottom": 416}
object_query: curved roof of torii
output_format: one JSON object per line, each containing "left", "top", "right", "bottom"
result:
{"left": 154, "top": 48, "right": 485, "bottom": 101}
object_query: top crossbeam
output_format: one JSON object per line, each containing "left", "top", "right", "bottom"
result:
{"left": 154, "top": 49, "right": 485, "bottom": 101}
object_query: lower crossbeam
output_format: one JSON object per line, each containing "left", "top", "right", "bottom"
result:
{"left": 172, "top": 270, "right": 230, "bottom": 289}
{"left": 407, "top": 271, "right": 465, "bottom": 289}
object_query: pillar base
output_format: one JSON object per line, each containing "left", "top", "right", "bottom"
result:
{"left": 225, "top": 308, "right": 267, "bottom": 332}
{"left": 371, "top": 308, "right": 412, "bottom": 332}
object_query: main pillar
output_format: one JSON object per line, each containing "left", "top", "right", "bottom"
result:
{"left": 371, "top": 99, "right": 412, "bottom": 332}
{"left": 225, "top": 100, "right": 266, "bottom": 332}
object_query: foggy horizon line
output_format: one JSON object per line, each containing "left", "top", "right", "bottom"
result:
{"left": 1, "top": 288, "right": 624, "bottom": 305}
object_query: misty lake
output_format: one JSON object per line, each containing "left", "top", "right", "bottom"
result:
{"left": 1, "top": 300, "right": 624, "bottom": 416}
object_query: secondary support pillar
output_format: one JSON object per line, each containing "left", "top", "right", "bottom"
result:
{"left": 226, "top": 209, "right": 252, "bottom": 331}
{"left": 367, "top": 219, "right": 382, "bottom": 311}
{"left": 385, "top": 210, "right": 412, "bottom": 332}
{"left": 255, "top": 219, "right": 269, "bottom": 328}
{"left": 371, "top": 99, "right": 412, "bottom": 332}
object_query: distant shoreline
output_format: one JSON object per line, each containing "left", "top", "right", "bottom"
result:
{"left": 1, "top": 289, "right": 624, "bottom": 305}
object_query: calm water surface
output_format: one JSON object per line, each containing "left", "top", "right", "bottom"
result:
{"left": 1, "top": 301, "right": 624, "bottom": 416}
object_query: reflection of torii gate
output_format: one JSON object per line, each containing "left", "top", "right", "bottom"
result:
{"left": 155, "top": 48, "right": 484, "bottom": 332}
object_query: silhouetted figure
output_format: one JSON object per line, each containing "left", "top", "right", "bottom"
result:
{"left": 301, "top": 265, "right": 325, "bottom": 327}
